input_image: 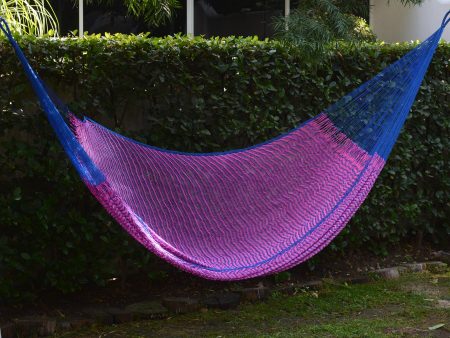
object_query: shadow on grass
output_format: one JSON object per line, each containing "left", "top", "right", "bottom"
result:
{"left": 54, "top": 272, "right": 450, "bottom": 338}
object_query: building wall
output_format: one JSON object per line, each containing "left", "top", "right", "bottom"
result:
{"left": 370, "top": 0, "right": 450, "bottom": 42}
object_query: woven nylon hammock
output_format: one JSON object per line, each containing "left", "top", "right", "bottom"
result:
{"left": 1, "top": 13, "right": 449, "bottom": 280}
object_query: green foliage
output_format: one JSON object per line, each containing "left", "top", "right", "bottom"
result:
{"left": 396, "top": 0, "right": 425, "bottom": 6}
{"left": 273, "top": 0, "right": 374, "bottom": 61}
{"left": 54, "top": 272, "right": 450, "bottom": 337}
{"left": 0, "top": 34, "right": 448, "bottom": 300}
{"left": 0, "top": 0, "right": 59, "bottom": 36}
{"left": 81, "top": 0, "right": 180, "bottom": 28}
{"left": 273, "top": 0, "right": 424, "bottom": 61}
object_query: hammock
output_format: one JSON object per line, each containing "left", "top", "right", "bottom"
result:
{"left": 1, "top": 13, "right": 448, "bottom": 280}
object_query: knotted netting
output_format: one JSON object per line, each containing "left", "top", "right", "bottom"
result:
{"left": 1, "top": 12, "right": 448, "bottom": 280}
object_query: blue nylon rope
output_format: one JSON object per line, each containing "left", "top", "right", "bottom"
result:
{"left": 324, "top": 22, "right": 446, "bottom": 160}
{"left": 0, "top": 17, "right": 105, "bottom": 185}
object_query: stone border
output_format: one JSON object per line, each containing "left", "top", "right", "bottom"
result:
{"left": 0, "top": 260, "right": 448, "bottom": 338}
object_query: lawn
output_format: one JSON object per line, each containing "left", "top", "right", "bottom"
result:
{"left": 54, "top": 271, "right": 450, "bottom": 338}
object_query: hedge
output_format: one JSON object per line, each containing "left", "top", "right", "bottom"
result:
{"left": 0, "top": 34, "right": 449, "bottom": 301}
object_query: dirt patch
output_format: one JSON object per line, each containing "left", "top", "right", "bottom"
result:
{"left": 0, "top": 243, "right": 442, "bottom": 323}
{"left": 399, "top": 276, "right": 450, "bottom": 300}
{"left": 356, "top": 304, "right": 405, "bottom": 319}
{"left": 386, "top": 326, "right": 449, "bottom": 338}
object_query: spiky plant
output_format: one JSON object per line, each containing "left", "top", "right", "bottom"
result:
{"left": 274, "top": 0, "right": 425, "bottom": 62}
{"left": 273, "top": 0, "right": 366, "bottom": 61}
{"left": 0, "top": 0, "right": 59, "bottom": 36}
{"left": 82, "top": 0, "right": 181, "bottom": 28}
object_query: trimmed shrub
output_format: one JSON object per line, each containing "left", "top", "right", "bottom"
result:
{"left": 0, "top": 34, "right": 448, "bottom": 300}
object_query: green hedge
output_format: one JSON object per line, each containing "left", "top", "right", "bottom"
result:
{"left": 0, "top": 34, "right": 449, "bottom": 300}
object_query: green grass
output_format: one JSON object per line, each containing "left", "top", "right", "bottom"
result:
{"left": 54, "top": 272, "right": 450, "bottom": 338}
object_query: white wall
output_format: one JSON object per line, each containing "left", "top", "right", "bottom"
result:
{"left": 370, "top": 0, "right": 450, "bottom": 42}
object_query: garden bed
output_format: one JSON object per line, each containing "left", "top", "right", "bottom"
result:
{"left": 1, "top": 245, "right": 448, "bottom": 337}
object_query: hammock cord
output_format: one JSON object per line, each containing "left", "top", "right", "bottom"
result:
{"left": 325, "top": 28, "right": 443, "bottom": 160}
{"left": 0, "top": 12, "right": 448, "bottom": 280}
{"left": 0, "top": 17, "right": 105, "bottom": 185}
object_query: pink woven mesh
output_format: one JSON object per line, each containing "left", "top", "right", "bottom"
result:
{"left": 72, "top": 113, "right": 385, "bottom": 280}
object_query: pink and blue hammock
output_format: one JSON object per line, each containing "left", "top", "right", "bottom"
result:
{"left": 1, "top": 13, "right": 449, "bottom": 280}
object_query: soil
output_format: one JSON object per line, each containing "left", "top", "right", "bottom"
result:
{"left": 0, "top": 241, "right": 441, "bottom": 324}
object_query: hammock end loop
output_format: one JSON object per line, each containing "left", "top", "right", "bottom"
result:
{"left": 0, "top": 16, "right": 12, "bottom": 37}
{"left": 442, "top": 10, "right": 450, "bottom": 28}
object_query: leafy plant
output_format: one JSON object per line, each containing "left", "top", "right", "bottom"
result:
{"left": 273, "top": 0, "right": 425, "bottom": 61}
{"left": 273, "top": 0, "right": 372, "bottom": 62}
{"left": 81, "top": 0, "right": 180, "bottom": 27}
{"left": 0, "top": 0, "right": 59, "bottom": 36}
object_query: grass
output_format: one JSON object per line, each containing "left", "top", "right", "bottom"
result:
{"left": 54, "top": 272, "right": 450, "bottom": 337}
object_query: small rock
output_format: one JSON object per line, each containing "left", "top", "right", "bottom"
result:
{"left": 0, "top": 322, "right": 16, "bottom": 338}
{"left": 436, "top": 300, "right": 450, "bottom": 309}
{"left": 125, "top": 301, "right": 168, "bottom": 320}
{"left": 401, "top": 263, "right": 425, "bottom": 273}
{"left": 162, "top": 297, "right": 200, "bottom": 314}
{"left": 298, "top": 280, "right": 323, "bottom": 291}
{"left": 373, "top": 267, "right": 400, "bottom": 280}
{"left": 426, "top": 261, "right": 448, "bottom": 274}
{"left": 82, "top": 307, "right": 114, "bottom": 324}
{"left": 240, "top": 286, "right": 271, "bottom": 302}
{"left": 203, "top": 292, "right": 241, "bottom": 310}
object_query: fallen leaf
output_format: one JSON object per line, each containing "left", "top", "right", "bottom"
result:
{"left": 428, "top": 323, "right": 445, "bottom": 330}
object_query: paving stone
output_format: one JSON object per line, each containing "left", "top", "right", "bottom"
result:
{"left": 82, "top": 307, "right": 114, "bottom": 324}
{"left": 345, "top": 276, "right": 373, "bottom": 284}
{"left": 0, "top": 322, "right": 16, "bottom": 338}
{"left": 203, "top": 292, "right": 241, "bottom": 310}
{"left": 401, "top": 263, "right": 426, "bottom": 273}
{"left": 162, "top": 297, "right": 201, "bottom": 314}
{"left": 425, "top": 261, "right": 448, "bottom": 274}
{"left": 124, "top": 301, "right": 168, "bottom": 320}
{"left": 298, "top": 280, "right": 323, "bottom": 291}
{"left": 373, "top": 267, "right": 400, "bottom": 280}
{"left": 349, "top": 275, "right": 372, "bottom": 284}
{"left": 397, "top": 266, "right": 408, "bottom": 274}
{"left": 240, "top": 286, "right": 271, "bottom": 302}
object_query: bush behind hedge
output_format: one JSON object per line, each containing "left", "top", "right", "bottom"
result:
{"left": 0, "top": 34, "right": 448, "bottom": 300}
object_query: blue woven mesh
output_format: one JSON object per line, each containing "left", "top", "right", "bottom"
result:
{"left": 324, "top": 27, "right": 445, "bottom": 159}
